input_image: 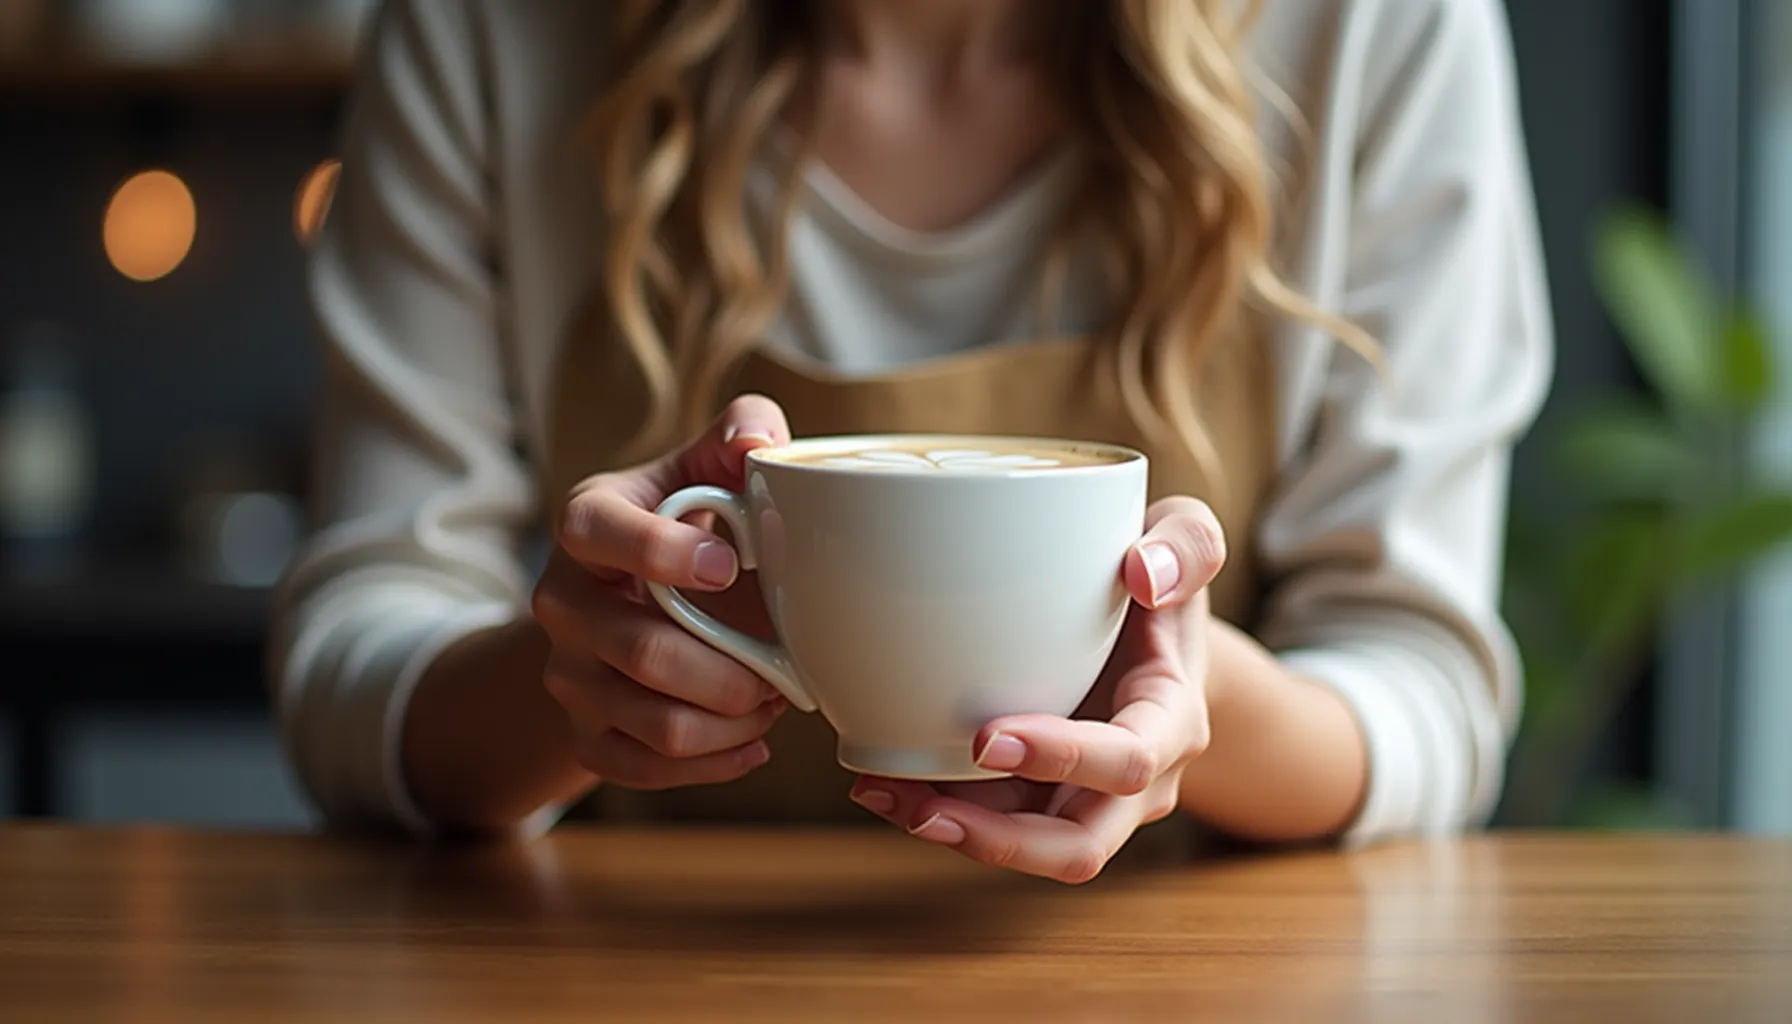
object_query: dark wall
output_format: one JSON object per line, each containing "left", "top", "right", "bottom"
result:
{"left": 1504, "top": 0, "right": 1669, "bottom": 469}
{"left": 1, "top": 90, "right": 335, "bottom": 555}
{"left": 1501, "top": 0, "right": 1672, "bottom": 790}
{"left": 0, "top": 86, "right": 341, "bottom": 819}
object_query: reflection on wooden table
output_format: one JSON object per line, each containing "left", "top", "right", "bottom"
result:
{"left": 1, "top": 826, "right": 1788, "bottom": 1021}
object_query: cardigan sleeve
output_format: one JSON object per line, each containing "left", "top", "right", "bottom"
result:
{"left": 1254, "top": 0, "right": 1554, "bottom": 844}
{"left": 269, "top": 0, "right": 544, "bottom": 834}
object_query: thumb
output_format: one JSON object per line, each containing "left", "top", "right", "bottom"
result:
{"left": 676, "top": 394, "right": 792, "bottom": 487}
{"left": 1122, "top": 497, "right": 1227, "bottom": 611}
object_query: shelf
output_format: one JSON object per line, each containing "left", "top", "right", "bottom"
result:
{"left": 0, "top": 42, "right": 352, "bottom": 96}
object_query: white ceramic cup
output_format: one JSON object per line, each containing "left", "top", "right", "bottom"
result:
{"left": 647, "top": 434, "right": 1147, "bottom": 781}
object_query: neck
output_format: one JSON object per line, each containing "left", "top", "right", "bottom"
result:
{"left": 816, "top": 0, "right": 1045, "bottom": 72}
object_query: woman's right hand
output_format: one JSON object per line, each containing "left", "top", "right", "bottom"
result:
{"left": 530, "top": 396, "right": 793, "bottom": 791}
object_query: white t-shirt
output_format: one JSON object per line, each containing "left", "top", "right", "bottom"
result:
{"left": 274, "top": 0, "right": 1554, "bottom": 844}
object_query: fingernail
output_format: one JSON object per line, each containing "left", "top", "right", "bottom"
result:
{"left": 739, "top": 741, "right": 770, "bottom": 768}
{"left": 692, "top": 541, "right": 737, "bottom": 587}
{"left": 909, "top": 813, "right": 967, "bottom": 846}
{"left": 760, "top": 695, "right": 789, "bottom": 715}
{"left": 1140, "top": 541, "right": 1181, "bottom": 604}
{"left": 974, "top": 732, "right": 1027, "bottom": 771}
{"left": 852, "top": 788, "right": 896, "bottom": 816}
{"left": 725, "top": 424, "right": 775, "bottom": 446}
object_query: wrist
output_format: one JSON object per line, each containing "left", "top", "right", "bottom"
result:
{"left": 1195, "top": 616, "right": 1248, "bottom": 728}
{"left": 403, "top": 618, "right": 595, "bottom": 832}
{"left": 1176, "top": 619, "right": 1368, "bottom": 842}
{"left": 1176, "top": 617, "right": 1247, "bottom": 802}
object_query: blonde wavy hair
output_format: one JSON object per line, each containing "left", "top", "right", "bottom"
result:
{"left": 587, "top": 0, "right": 1373, "bottom": 472}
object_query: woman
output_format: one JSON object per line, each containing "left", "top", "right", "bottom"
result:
{"left": 273, "top": 0, "right": 1552, "bottom": 882}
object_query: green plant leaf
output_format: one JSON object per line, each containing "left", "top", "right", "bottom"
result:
{"left": 1566, "top": 510, "right": 1672, "bottom": 659}
{"left": 1569, "top": 781, "right": 1696, "bottom": 830}
{"left": 1554, "top": 404, "right": 1695, "bottom": 501}
{"left": 1504, "top": 571, "right": 1566, "bottom": 648}
{"left": 1721, "top": 312, "right": 1774, "bottom": 410}
{"left": 1504, "top": 506, "right": 1572, "bottom": 590}
{"left": 1591, "top": 206, "right": 1722, "bottom": 414}
{"left": 1513, "top": 641, "right": 1578, "bottom": 736}
{"left": 1680, "top": 491, "right": 1792, "bottom": 579}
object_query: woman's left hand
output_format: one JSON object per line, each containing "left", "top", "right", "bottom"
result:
{"left": 849, "top": 497, "right": 1228, "bottom": 884}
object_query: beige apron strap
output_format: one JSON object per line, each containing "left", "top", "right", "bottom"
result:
{"left": 539, "top": 298, "right": 657, "bottom": 514}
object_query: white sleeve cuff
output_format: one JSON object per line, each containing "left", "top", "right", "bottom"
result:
{"left": 1277, "top": 638, "right": 1485, "bottom": 848}
{"left": 278, "top": 586, "right": 574, "bottom": 839}
{"left": 378, "top": 602, "right": 521, "bottom": 836}
{"left": 384, "top": 605, "right": 577, "bottom": 841}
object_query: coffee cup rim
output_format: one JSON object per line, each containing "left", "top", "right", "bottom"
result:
{"left": 745, "top": 434, "right": 1146, "bottom": 477}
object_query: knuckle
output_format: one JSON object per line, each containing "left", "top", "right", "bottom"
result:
{"left": 1185, "top": 720, "right": 1212, "bottom": 760}
{"left": 1058, "top": 846, "right": 1108, "bottom": 886}
{"left": 1182, "top": 509, "right": 1227, "bottom": 570}
{"left": 556, "top": 490, "right": 603, "bottom": 553}
{"left": 529, "top": 581, "right": 566, "bottom": 632}
{"left": 1145, "top": 789, "right": 1179, "bottom": 824}
{"left": 649, "top": 704, "right": 703, "bottom": 758}
{"left": 1036, "top": 741, "right": 1083, "bottom": 784}
{"left": 974, "top": 833, "right": 1024, "bottom": 871}
{"left": 1134, "top": 679, "right": 1184, "bottom": 716}
{"left": 620, "top": 626, "right": 683, "bottom": 688}
{"left": 715, "top": 680, "right": 765, "bottom": 718}
{"left": 630, "top": 522, "right": 685, "bottom": 580}
{"left": 1117, "top": 743, "right": 1161, "bottom": 796}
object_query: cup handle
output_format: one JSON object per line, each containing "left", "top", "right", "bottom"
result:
{"left": 645, "top": 486, "right": 818, "bottom": 713}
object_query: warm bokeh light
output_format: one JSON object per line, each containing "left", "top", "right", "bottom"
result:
{"left": 103, "top": 170, "right": 196, "bottom": 283}
{"left": 294, "top": 159, "right": 342, "bottom": 247}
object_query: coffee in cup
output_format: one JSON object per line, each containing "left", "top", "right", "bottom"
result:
{"left": 765, "top": 440, "right": 1130, "bottom": 471}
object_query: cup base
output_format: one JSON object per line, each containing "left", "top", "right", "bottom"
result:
{"left": 837, "top": 741, "right": 1010, "bottom": 782}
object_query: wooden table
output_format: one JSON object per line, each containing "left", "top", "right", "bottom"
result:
{"left": 1, "top": 826, "right": 1788, "bottom": 1022}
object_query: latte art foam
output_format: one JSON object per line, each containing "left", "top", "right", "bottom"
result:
{"left": 762, "top": 437, "right": 1135, "bottom": 473}
{"left": 759, "top": 439, "right": 1132, "bottom": 473}
{"left": 817, "top": 449, "right": 1065, "bottom": 472}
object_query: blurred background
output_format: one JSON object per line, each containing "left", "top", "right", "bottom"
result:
{"left": 0, "top": 0, "right": 1786, "bottom": 833}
